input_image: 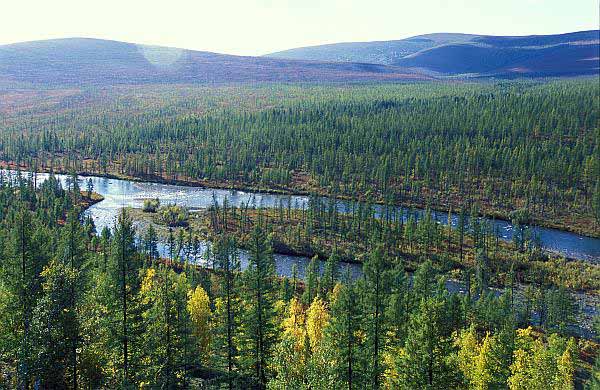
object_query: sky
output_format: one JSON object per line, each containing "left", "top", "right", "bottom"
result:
{"left": 1, "top": 0, "right": 598, "bottom": 55}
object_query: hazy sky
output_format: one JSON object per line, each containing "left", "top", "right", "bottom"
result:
{"left": 1, "top": 0, "right": 598, "bottom": 55}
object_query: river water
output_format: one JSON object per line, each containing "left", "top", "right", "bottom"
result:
{"left": 9, "top": 170, "right": 599, "bottom": 264}
{"left": 5, "top": 170, "right": 598, "bottom": 338}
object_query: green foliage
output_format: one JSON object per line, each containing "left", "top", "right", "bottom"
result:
{"left": 361, "top": 245, "right": 393, "bottom": 388}
{"left": 158, "top": 203, "right": 189, "bottom": 227}
{"left": 3, "top": 81, "right": 597, "bottom": 235}
{"left": 302, "top": 256, "right": 320, "bottom": 305}
{"left": 392, "top": 296, "right": 459, "bottom": 389}
{"left": 324, "top": 273, "right": 366, "bottom": 389}
{"left": 142, "top": 197, "right": 160, "bottom": 213}
{"left": 240, "top": 226, "right": 279, "bottom": 388}
{"left": 0, "top": 165, "right": 594, "bottom": 388}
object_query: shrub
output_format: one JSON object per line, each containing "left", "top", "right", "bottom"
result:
{"left": 143, "top": 198, "right": 160, "bottom": 213}
{"left": 158, "top": 203, "right": 189, "bottom": 227}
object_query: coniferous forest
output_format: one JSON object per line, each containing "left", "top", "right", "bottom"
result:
{"left": 0, "top": 78, "right": 598, "bottom": 389}
{"left": 1, "top": 80, "right": 598, "bottom": 236}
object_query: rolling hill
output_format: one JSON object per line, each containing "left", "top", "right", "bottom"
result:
{"left": 266, "top": 30, "right": 600, "bottom": 78}
{"left": 0, "top": 38, "right": 429, "bottom": 86}
{"left": 266, "top": 33, "right": 478, "bottom": 64}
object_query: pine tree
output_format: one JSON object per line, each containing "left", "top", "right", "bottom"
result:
{"left": 86, "top": 178, "right": 94, "bottom": 198}
{"left": 106, "top": 209, "right": 140, "bottom": 387}
{"left": 212, "top": 235, "right": 242, "bottom": 388}
{"left": 394, "top": 296, "right": 457, "bottom": 389}
{"left": 303, "top": 255, "right": 320, "bottom": 305}
{"left": 30, "top": 260, "right": 79, "bottom": 388}
{"left": 57, "top": 210, "right": 88, "bottom": 388}
{"left": 361, "top": 245, "right": 391, "bottom": 389}
{"left": 546, "top": 286, "right": 575, "bottom": 334}
{"left": 324, "top": 269, "right": 364, "bottom": 389}
{"left": 241, "top": 226, "right": 278, "bottom": 389}
{"left": 1, "top": 209, "right": 51, "bottom": 388}
{"left": 140, "top": 266, "right": 193, "bottom": 388}
{"left": 413, "top": 259, "right": 436, "bottom": 301}
{"left": 142, "top": 225, "right": 159, "bottom": 264}
{"left": 321, "top": 249, "right": 340, "bottom": 297}
{"left": 386, "top": 263, "right": 410, "bottom": 348}
{"left": 475, "top": 248, "right": 489, "bottom": 297}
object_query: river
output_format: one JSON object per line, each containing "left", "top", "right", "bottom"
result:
{"left": 4, "top": 170, "right": 598, "bottom": 338}
{"left": 7, "top": 170, "right": 599, "bottom": 263}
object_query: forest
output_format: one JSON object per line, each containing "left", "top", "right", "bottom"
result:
{"left": 1, "top": 80, "right": 598, "bottom": 237}
{"left": 0, "top": 168, "right": 597, "bottom": 389}
{"left": 0, "top": 78, "right": 598, "bottom": 389}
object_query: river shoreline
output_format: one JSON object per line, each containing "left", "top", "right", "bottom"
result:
{"left": 2, "top": 166, "right": 599, "bottom": 262}
{"left": 127, "top": 206, "right": 599, "bottom": 340}
{"left": 2, "top": 162, "right": 599, "bottom": 239}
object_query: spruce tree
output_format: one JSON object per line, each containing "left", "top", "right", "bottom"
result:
{"left": 213, "top": 235, "right": 242, "bottom": 388}
{"left": 241, "top": 226, "right": 278, "bottom": 389}
{"left": 106, "top": 209, "right": 140, "bottom": 387}
{"left": 361, "top": 245, "right": 392, "bottom": 389}
{"left": 324, "top": 268, "right": 364, "bottom": 389}
{"left": 394, "top": 296, "right": 457, "bottom": 389}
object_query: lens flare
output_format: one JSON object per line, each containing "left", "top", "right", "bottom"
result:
{"left": 137, "top": 44, "right": 184, "bottom": 68}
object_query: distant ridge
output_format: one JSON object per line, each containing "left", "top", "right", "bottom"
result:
{"left": 0, "top": 38, "right": 430, "bottom": 86}
{"left": 266, "top": 30, "right": 600, "bottom": 78}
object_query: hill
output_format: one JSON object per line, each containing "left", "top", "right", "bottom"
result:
{"left": 266, "top": 31, "right": 600, "bottom": 78}
{"left": 266, "top": 33, "right": 477, "bottom": 64}
{"left": 0, "top": 38, "right": 429, "bottom": 86}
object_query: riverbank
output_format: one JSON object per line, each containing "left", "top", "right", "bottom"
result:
{"left": 3, "top": 166, "right": 599, "bottom": 262}
{"left": 126, "top": 205, "right": 599, "bottom": 343}
{"left": 78, "top": 191, "right": 104, "bottom": 210}
{"left": 127, "top": 205, "right": 600, "bottom": 294}
{"left": 3, "top": 161, "right": 598, "bottom": 239}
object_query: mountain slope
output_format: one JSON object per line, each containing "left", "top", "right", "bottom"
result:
{"left": 0, "top": 38, "right": 429, "bottom": 86}
{"left": 266, "top": 33, "right": 478, "bottom": 64}
{"left": 266, "top": 31, "right": 600, "bottom": 78}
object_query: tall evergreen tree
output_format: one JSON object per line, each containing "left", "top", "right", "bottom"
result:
{"left": 324, "top": 269, "right": 364, "bottom": 389}
{"left": 361, "top": 245, "right": 392, "bottom": 389}
{"left": 57, "top": 210, "right": 88, "bottom": 388}
{"left": 393, "top": 296, "right": 457, "bottom": 389}
{"left": 212, "top": 235, "right": 242, "bottom": 389}
{"left": 241, "top": 226, "right": 278, "bottom": 389}
{"left": 1, "top": 209, "right": 51, "bottom": 388}
{"left": 105, "top": 209, "right": 140, "bottom": 387}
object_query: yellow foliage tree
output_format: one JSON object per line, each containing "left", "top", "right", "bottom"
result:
{"left": 553, "top": 338, "right": 576, "bottom": 390}
{"left": 456, "top": 327, "right": 496, "bottom": 390}
{"left": 187, "top": 285, "right": 211, "bottom": 363}
{"left": 140, "top": 267, "right": 156, "bottom": 300}
{"left": 282, "top": 297, "right": 306, "bottom": 350}
{"left": 508, "top": 327, "right": 576, "bottom": 390}
{"left": 330, "top": 282, "right": 343, "bottom": 306}
{"left": 306, "top": 297, "right": 330, "bottom": 352}
{"left": 473, "top": 333, "right": 494, "bottom": 390}
{"left": 456, "top": 326, "right": 479, "bottom": 382}
{"left": 269, "top": 297, "right": 308, "bottom": 388}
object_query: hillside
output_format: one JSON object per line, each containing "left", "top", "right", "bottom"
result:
{"left": 266, "top": 33, "right": 478, "bottom": 64}
{"left": 0, "top": 38, "right": 429, "bottom": 86}
{"left": 266, "top": 30, "right": 600, "bottom": 77}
